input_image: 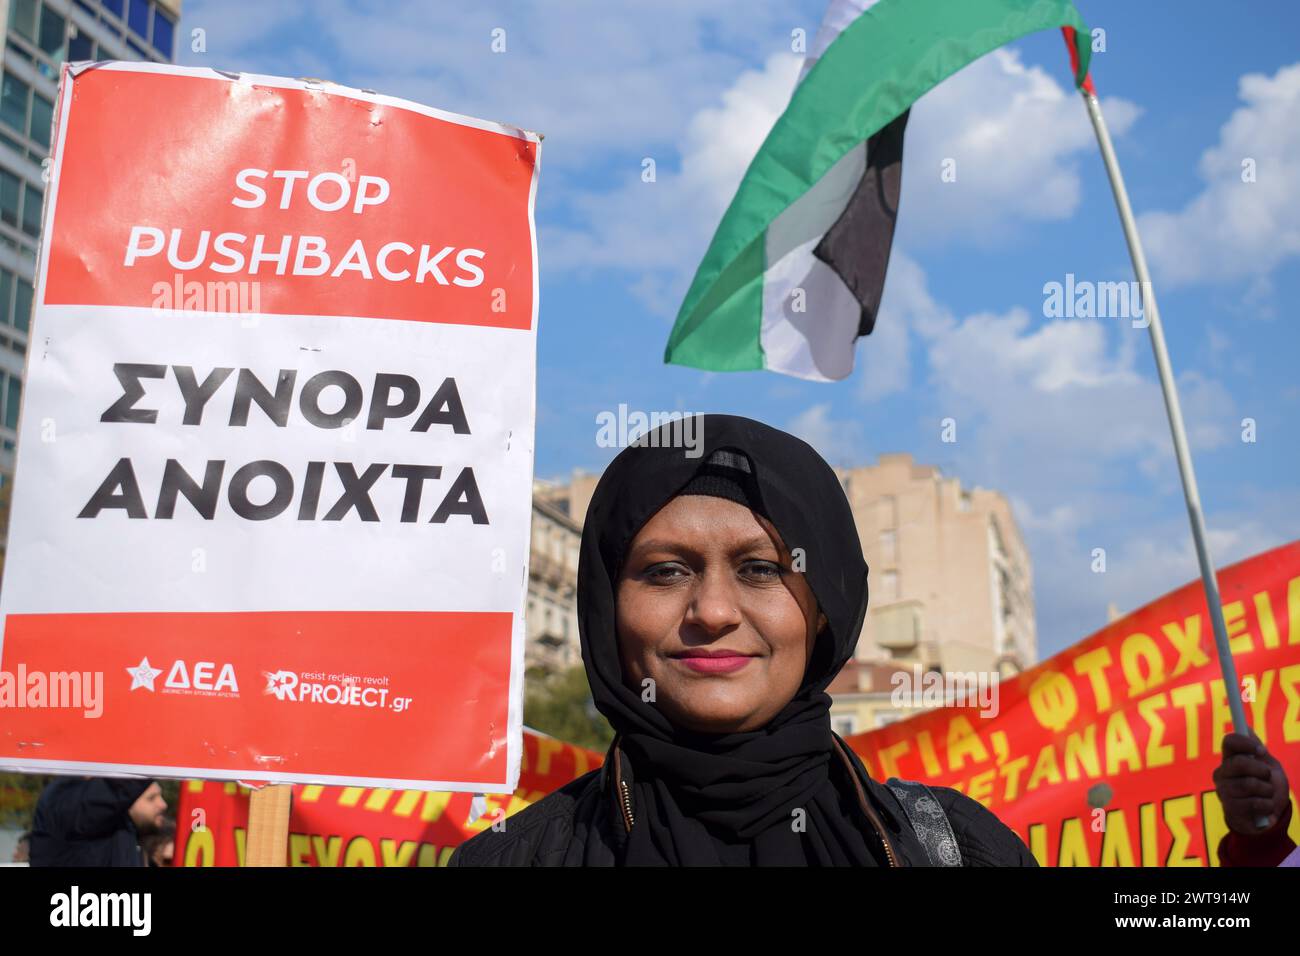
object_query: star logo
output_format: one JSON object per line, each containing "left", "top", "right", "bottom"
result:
{"left": 263, "top": 670, "right": 298, "bottom": 701}
{"left": 126, "top": 657, "right": 163, "bottom": 692}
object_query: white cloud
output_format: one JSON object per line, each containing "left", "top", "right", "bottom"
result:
{"left": 881, "top": 257, "right": 1274, "bottom": 655}
{"left": 546, "top": 51, "right": 801, "bottom": 271}
{"left": 1010, "top": 496, "right": 1082, "bottom": 537}
{"left": 1140, "top": 62, "right": 1300, "bottom": 286}
{"left": 898, "top": 48, "right": 1140, "bottom": 245}
{"left": 922, "top": 303, "right": 1237, "bottom": 495}
{"left": 1027, "top": 511, "right": 1291, "bottom": 657}
{"left": 1036, "top": 506, "right": 1294, "bottom": 654}
{"left": 852, "top": 252, "right": 953, "bottom": 400}
{"left": 786, "top": 403, "right": 864, "bottom": 467}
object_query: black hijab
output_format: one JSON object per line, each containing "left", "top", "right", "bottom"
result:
{"left": 577, "top": 414, "right": 878, "bottom": 865}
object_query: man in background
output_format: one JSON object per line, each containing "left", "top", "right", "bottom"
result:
{"left": 28, "top": 777, "right": 166, "bottom": 866}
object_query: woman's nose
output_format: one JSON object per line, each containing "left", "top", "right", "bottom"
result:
{"left": 683, "top": 567, "right": 742, "bottom": 634}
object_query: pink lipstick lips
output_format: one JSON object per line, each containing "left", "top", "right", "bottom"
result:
{"left": 671, "top": 649, "right": 757, "bottom": 674}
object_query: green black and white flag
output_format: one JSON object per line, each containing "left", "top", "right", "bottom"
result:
{"left": 663, "top": 0, "right": 1093, "bottom": 381}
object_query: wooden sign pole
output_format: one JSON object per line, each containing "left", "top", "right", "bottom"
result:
{"left": 245, "top": 784, "right": 292, "bottom": 867}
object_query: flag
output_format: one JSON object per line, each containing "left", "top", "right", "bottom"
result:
{"left": 663, "top": 0, "right": 1092, "bottom": 381}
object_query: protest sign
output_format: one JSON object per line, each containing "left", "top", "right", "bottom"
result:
{"left": 848, "top": 541, "right": 1300, "bottom": 866}
{"left": 0, "top": 62, "right": 540, "bottom": 792}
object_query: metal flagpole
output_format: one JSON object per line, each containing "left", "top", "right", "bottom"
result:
{"left": 1080, "top": 91, "right": 1252, "bottom": 744}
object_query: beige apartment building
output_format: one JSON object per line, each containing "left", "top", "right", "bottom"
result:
{"left": 827, "top": 454, "right": 1035, "bottom": 735}
{"left": 525, "top": 487, "right": 584, "bottom": 676}
{"left": 535, "top": 456, "right": 1036, "bottom": 735}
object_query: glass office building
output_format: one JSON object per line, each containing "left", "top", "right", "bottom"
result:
{"left": 0, "top": 0, "right": 180, "bottom": 566}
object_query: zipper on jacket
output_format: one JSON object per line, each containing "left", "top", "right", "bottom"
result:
{"left": 833, "top": 737, "right": 898, "bottom": 867}
{"left": 613, "top": 740, "right": 635, "bottom": 832}
{"left": 862, "top": 800, "right": 898, "bottom": 867}
{"left": 619, "top": 778, "right": 635, "bottom": 831}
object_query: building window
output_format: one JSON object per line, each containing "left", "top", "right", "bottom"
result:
{"left": 38, "top": 4, "right": 66, "bottom": 59}
{"left": 880, "top": 570, "right": 899, "bottom": 602}
{"left": 0, "top": 170, "right": 20, "bottom": 228}
{"left": 14, "top": 277, "right": 32, "bottom": 332}
{"left": 4, "top": 375, "right": 19, "bottom": 429}
{"left": 830, "top": 714, "right": 857, "bottom": 737}
{"left": 21, "top": 183, "right": 42, "bottom": 237}
{"left": 127, "top": 0, "right": 148, "bottom": 38}
{"left": 151, "top": 5, "right": 174, "bottom": 57}
{"left": 1, "top": 73, "right": 29, "bottom": 136}
{"left": 879, "top": 528, "right": 896, "bottom": 564}
{"left": 29, "top": 92, "right": 52, "bottom": 149}
{"left": 8, "top": 0, "right": 38, "bottom": 43}
{"left": 0, "top": 269, "right": 12, "bottom": 327}
{"left": 0, "top": 71, "right": 54, "bottom": 148}
{"left": 877, "top": 495, "right": 897, "bottom": 530}
{"left": 68, "top": 27, "right": 94, "bottom": 61}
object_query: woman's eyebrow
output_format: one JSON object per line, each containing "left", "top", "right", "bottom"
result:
{"left": 627, "top": 535, "right": 780, "bottom": 557}
{"left": 626, "top": 539, "right": 693, "bottom": 557}
{"left": 730, "top": 534, "right": 782, "bottom": 555}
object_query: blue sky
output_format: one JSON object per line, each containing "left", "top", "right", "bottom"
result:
{"left": 177, "top": 1, "right": 1300, "bottom": 658}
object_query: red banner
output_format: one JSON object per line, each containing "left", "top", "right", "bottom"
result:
{"left": 175, "top": 729, "right": 601, "bottom": 866}
{"left": 848, "top": 541, "right": 1300, "bottom": 866}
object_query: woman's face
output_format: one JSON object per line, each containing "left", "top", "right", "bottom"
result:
{"left": 616, "top": 494, "right": 826, "bottom": 734}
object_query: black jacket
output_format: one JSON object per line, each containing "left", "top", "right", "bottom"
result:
{"left": 449, "top": 735, "right": 1036, "bottom": 867}
{"left": 28, "top": 777, "right": 152, "bottom": 867}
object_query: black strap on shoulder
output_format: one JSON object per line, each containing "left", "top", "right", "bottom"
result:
{"left": 885, "top": 778, "right": 963, "bottom": 867}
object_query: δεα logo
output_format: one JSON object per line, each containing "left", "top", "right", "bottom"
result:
{"left": 127, "top": 657, "right": 239, "bottom": 697}
{"left": 263, "top": 669, "right": 412, "bottom": 713}
{"left": 162, "top": 659, "right": 239, "bottom": 697}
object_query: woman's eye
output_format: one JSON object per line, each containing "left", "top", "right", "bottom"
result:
{"left": 645, "top": 563, "right": 688, "bottom": 582}
{"left": 741, "top": 561, "right": 783, "bottom": 580}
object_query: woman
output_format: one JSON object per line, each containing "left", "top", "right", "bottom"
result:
{"left": 449, "top": 414, "right": 1034, "bottom": 866}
